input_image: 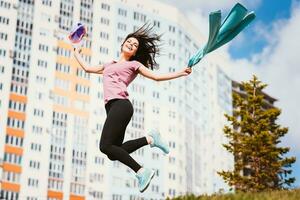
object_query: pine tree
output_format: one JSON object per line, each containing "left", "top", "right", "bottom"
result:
{"left": 218, "top": 75, "right": 296, "bottom": 192}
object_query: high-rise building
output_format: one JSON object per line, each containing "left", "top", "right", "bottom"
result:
{"left": 0, "top": 0, "right": 233, "bottom": 199}
{"left": 232, "top": 80, "right": 277, "bottom": 110}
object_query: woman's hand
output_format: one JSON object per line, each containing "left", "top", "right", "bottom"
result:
{"left": 180, "top": 67, "right": 192, "bottom": 77}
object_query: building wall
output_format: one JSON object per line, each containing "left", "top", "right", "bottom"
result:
{"left": 0, "top": 0, "right": 233, "bottom": 199}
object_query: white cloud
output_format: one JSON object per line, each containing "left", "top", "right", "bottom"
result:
{"left": 159, "top": 0, "right": 300, "bottom": 153}
{"left": 223, "top": 4, "right": 300, "bottom": 153}
{"left": 216, "top": 4, "right": 300, "bottom": 154}
{"left": 253, "top": 5, "right": 300, "bottom": 152}
{"left": 159, "top": 0, "right": 261, "bottom": 36}
{"left": 158, "top": 0, "right": 261, "bottom": 15}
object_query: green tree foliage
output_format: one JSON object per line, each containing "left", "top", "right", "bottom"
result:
{"left": 218, "top": 75, "right": 296, "bottom": 192}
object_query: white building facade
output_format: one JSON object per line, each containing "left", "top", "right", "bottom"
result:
{"left": 0, "top": 0, "right": 233, "bottom": 199}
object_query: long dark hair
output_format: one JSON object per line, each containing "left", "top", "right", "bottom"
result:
{"left": 122, "top": 23, "right": 161, "bottom": 70}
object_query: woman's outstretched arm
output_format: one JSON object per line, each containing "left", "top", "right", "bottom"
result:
{"left": 138, "top": 65, "right": 192, "bottom": 81}
{"left": 73, "top": 48, "right": 104, "bottom": 74}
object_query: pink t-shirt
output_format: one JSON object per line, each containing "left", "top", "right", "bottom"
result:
{"left": 103, "top": 60, "right": 141, "bottom": 104}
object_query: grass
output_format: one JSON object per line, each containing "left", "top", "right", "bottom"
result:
{"left": 167, "top": 189, "right": 300, "bottom": 200}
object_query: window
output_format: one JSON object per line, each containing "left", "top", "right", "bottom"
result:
{"left": 168, "top": 95, "right": 176, "bottom": 103}
{"left": 153, "top": 20, "right": 160, "bottom": 28}
{"left": 0, "top": 32, "right": 8, "bottom": 40}
{"left": 32, "top": 125, "right": 43, "bottom": 134}
{"left": 169, "top": 39, "right": 175, "bottom": 46}
{"left": 29, "top": 160, "right": 41, "bottom": 169}
{"left": 152, "top": 91, "right": 160, "bottom": 99}
{"left": 99, "top": 31, "right": 109, "bottom": 40}
{"left": 58, "top": 0, "right": 74, "bottom": 31}
{"left": 101, "top": 3, "right": 110, "bottom": 11}
{"left": 89, "top": 173, "right": 104, "bottom": 183}
{"left": 168, "top": 172, "right": 176, "bottom": 180}
{"left": 2, "top": 171, "right": 20, "bottom": 183}
{"left": 95, "top": 156, "right": 104, "bottom": 165}
{"left": 30, "top": 143, "right": 42, "bottom": 152}
{"left": 168, "top": 110, "right": 176, "bottom": 119}
{"left": 169, "top": 141, "right": 176, "bottom": 148}
{"left": 28, "top": 178, "right": 39, "bottom": 187}
{"left": 37, "top": 59, "right": 48, "bottom": 68}
{"left": 152, "top": 152, "right": 159, "bottom": 160}
{"left": 100, "top": 17, "right": 110, "bottom": 25}
{"left": 10, "top": 83, "right": 28, "bottom": 95}
{"left": 54, "top": 77, "right": 70, "bottom": 91}
{"left": 3, "top": 152, "right": 22, "bottom": 164}
{"left": 89, "top": 190, "right": 103, "bottom": 199}
{"left": 26, "top": 196, "right": 38, "bottom": 200}
{"left": 1, "top": 191, "right": 19, "bottom": 200}
{"left": 42, "top": 0, "right": 52, "bottom": 7}
{"left": 168, "top": 52, "right": 175, "bottom": 60}
{"left": 38, "top": 43, "right": 49, "bottom": 52}
{"left": 133, "top": 11, "right": 146, "bottom": 22}
{"left": 75, "top": 83, "right": 90, "bottom": 95}
{"left": 112, "top": 194, "right": 122, "bottom": 200}
{"left": 0, "top": 1, "right": 11, "bottom": 9}
{"left": 152, "top": 106, "right": 159, "bottom": 114}
{"left": 76, "top": 68, "right": 90, "bottom": 79}
{"left": 0, "top": 16, "right": 9, "bottom": 25}
{"left": 5, "top": 135, "right": 23, "bottom": 147}
{"left": 117, "top": 22, "right": 126, "bottom": 31}
{"left": 99, "top": 46, "right": 109, "bottom": 54}
{"left": 33, "top": 108, "right": 44, "bottom": 117}
{"left": 168, "top": 188, "right": 176, "bottom": 196}
{"left": 118, "top": 8, "right": 127, "bottom": 16}
{"left": 151, "top": 184, "right": 159, "bottom": 193}
{"left": 0, "top": 48, "right": 6, "bottom": 57}
{"left": 57, "top": 47, "right": 71, "bottom": 57}
{"left": 48, "top": 179, "right": 63, "bottom": 190}
{"left": 56, "top": 63, "right": 70, "bottom": 73}
{"left": 36, "top": 75, "right": 46, "bottom": 84}
{"left": 7, "top": 117, "right": 25, "bottom": 129}
{"left": 169, "top": 156, "right": 176, "bottom": 164}
{"left": 169, "top": 25, "right": 175, "bottom": 33}
{"left": 53, "top": 93, "right": 69, "bottom": 107}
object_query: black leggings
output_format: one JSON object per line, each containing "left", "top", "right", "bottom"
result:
{"left": 99, "top": 99, "right": 148, "bottom": 173}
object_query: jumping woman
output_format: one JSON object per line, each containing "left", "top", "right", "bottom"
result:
{"left": 73, "top": 24, "right": 192, "bottom": 193}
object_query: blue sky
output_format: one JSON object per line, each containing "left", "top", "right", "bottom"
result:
{"left": 229, "top": 0, "right": 293, "bottom": 58}
{"left": 159, "top": 0, "right": 300, "bottom": 188}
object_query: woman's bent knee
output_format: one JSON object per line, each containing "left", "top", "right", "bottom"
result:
{"left": 99, "top": 144, "right": 117, "bottom": 161}
{"left": 99, "top": 143, "right": 108, "bottom": 154}
{"left": 107, "top": 155, "right": 117, "bottom": 161}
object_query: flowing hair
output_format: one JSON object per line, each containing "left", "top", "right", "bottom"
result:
{"left": 122, "top": 23, "right": 162, "bottom": 70}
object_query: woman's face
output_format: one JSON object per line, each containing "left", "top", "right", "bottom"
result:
{"left": 121, "top": 37, "right": 139, "bottom": 57}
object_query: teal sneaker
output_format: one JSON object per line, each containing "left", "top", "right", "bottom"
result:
{"left": 136, "top": 168, "right": 155, "bottom": 193}
{"left": 149, "top": 130, "right": 170, "bottom": 154}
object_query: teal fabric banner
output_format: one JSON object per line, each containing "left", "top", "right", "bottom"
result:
{"left": 188, "top": 3, "right": 256, "bottom": 67}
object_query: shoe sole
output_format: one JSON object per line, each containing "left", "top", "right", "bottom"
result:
{"left": 140, "top": 171, "right": 155, "bottom": 193}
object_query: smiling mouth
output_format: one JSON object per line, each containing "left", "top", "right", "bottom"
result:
{"left": 126, "top": 45, "right": 133, "bottom": 51}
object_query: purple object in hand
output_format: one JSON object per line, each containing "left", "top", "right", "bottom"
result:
{"left": 68, "top": 23, "right": 87, "bottom": 44}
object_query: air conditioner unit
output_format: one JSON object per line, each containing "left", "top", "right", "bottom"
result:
{"left": 49, "top": 90, "right": 54, "bottom": 99}
{"left": 9, "top": 50, "right": 14, "bottom": 59}
{"left": 13, "top": 3, "right": 19, "bottom": 9}
{"left": 46, "top": 128, "right": 51, "bottom": 134}
{"left": 54, "top": 15, "right": 60, "bottom": 23}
